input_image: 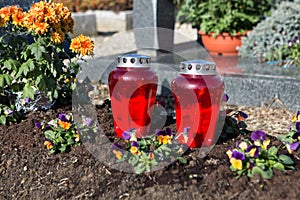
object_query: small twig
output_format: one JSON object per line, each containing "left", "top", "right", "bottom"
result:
{"left": 228, "top": 192, "right": 239, "bottom": 200}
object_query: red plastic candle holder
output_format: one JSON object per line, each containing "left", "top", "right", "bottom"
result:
{"left": 171, "top": 60, "right": 224, "bottom": 148}
{"left": 108, "top": 54, "right": 158, "bottom": 138}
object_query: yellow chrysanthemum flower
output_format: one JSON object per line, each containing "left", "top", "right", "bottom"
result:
{"left": 70, "top": 34, "right": 94, "bottom": 56}
{"left": 230, "top": 157, "right": 243, "bottom": 170}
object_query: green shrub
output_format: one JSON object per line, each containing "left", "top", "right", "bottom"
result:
{"left": 238, "top": 1, "right": 300, "bottom": 62}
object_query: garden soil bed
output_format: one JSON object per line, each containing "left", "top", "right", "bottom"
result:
{"left": 1, "top": 101, "right": 300, "bottom": 200}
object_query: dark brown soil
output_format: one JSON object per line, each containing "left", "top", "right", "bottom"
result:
{"left": 1, "top": 101, "right": 300, "bottom": 200}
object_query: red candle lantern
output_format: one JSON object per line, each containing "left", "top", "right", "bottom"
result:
{"left": 171, "top": 60, "right": 224, "bottom": 148}
{"left": 108, "top": 54, "right": 158, "bottom": 138}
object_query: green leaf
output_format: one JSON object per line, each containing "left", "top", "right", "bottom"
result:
{"left": 28, "top": 42, "right": 46, "bottom": 60}
{"left": 273, "top": 162, "right": 285, "bottom": 171}
{"left": 252, "top": 166, "right": 273, "bottom": 179}
{"left": 0, "top": 74, "right": 13, "bottom": 88}
{"left": 4, "top": 59, "right": 19, "bottom": 71}
{"left": 23, "top": 83, "right": 35, "bottom": 100}
{"left": 16, "top": 59, "right": 34, "bottom": 78}
{"left": 0, "top": 115, "right": 6, "bottom": 125}
{"left": 279, "top": 155, "right": 294, "bottom": 165}
{"left": 59, "top": 145, "right": 67, "bottom": 153}
{"left": 268, "top": 146, "right": 278, "bottom": 156}
{"left": 44, "top": 130, "right": 56, "bottom": 141}
{"left": 177, "top": 157, "right": 187, "bottom": 164}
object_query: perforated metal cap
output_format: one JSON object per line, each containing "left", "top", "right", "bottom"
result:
{"left": 179, "top": 60, "right": 217, "bottom": 75}
{"left": 117, "top": 54, "right": 151, "bottom": 68}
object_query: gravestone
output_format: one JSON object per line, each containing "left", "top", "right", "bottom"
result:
{"left": 0, "top": 0, "right": 39, "bottom": 11}
{"left": 133, "top": 0, "right": 175, "bottom": 57}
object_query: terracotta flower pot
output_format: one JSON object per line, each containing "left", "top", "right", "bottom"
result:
{"left": 198, "top": 31, "right": 244, "bottom": 56}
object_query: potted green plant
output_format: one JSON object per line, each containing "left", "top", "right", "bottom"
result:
{"left": 175, "top": 0, "right": 273, "bottom": 56}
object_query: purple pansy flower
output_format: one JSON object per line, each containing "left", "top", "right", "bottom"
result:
{"left": 296, "top": 122, "right": 300, "bottom": 132}
{"left": 156, "top": 129, "right": 165, "bottom": 136}
{"left": 5, "top": 109, "right": 13, "bottom": 115}
{"left": 251, "top": 130, "right": 267, "bottom": 142}
{"left": 231, "top": 150, "right": 245, "bottom": 160}
{"left": 222, "top": 93, "right": 229, "bottom": 102}
{"left": 57, "top": 113, "right": 68, "bottom": 122}
{"left": 246, "top": 145, "right": 260, "bottom": 158}
{"left": 183, "top": 127, "right": 190, "bottom": 133}
{"left": 131, "top": 141, "right": 138, "bottom": 147}
{"left": 289, "top": 142, "right": 299, "bottom": 151}
{"left": 239, "top": 111, "right": 248, "bottom": 119}
{"left": 23, "top": 98, "right": 31, "bottom": 104}
{"left": 112, "top": 143, "right": 123, "bottom": 151}
{"left": 84, "top": 117, "right": 93, "bottom": 127}
{"left": 165, "top": 127, "right": 172, "bottom": 136}
{"left": 122, "top": 131, "right": 131, "bottom": 140}
{"left": 35, "top": 122, "right": 42, "bottom": 129}
{"left": 292, "top": 131, "right": 300, "bottom": 140}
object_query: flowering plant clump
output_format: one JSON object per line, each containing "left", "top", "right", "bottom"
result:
{"left": 0, "top": 1, "right": 94, "bottom": 104}
{"left": 277, "top": 111, "right": 300, "bottom": 154}
{"left": 221, "top": 94, "right": 249, "bottom": 138}
{"left": 227, "top": 130, "right": 294, "bottom": 179}
{"left": 112, "top": 128, "right": 187, "bottom": 174}
{"left": 35, "top": 113, "right": 97, "bottom": 154}
{"left": 0, "top": 104, "right": 19, "bottom": 125}
{"left": 283, "top": 36, "right": 300, "bottom": 67}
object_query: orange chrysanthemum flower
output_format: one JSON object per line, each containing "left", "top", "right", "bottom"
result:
{"left": 31, "top": 22, "right": 49, "bottom": 34}
{"left": 58, "top": 120, "right": 71, "bottom": 130}
{"left": 12, "top": 10, "right": 26, "bottom": 26}
{"left": 51, "top": 30, "right": 65, "bottom": 44}
{"left": 70, "top": 34, "right": 94, "bottom": 56}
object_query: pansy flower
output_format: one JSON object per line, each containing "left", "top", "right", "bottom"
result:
{"left": 149, "top": 152, "right": 155, "bottom": 160}
{"left": 22, "top": 98, "right": 31, "bottom": 105}
{"left": 57, "top": 113, "right": 68, "bottom": 122}
{"left": 229, "top": 150, "right": 245, "bottom": 170}
{"left": 226, "top": 148, "right": 233, "bottom": 158}
{"left": 286, "top": 142, "right": 299, "bottom": 154}
{"left": 84, "top": 117, "right": 93, "bottom": 127}
{"left": 58, "top": 120, "right": 71, "bottom": 130}
{"left": 237, "top": 141, "right": 248, "bottom": 151}
{"left": 246, "top": 145, "right": 260, "bottom": 158}
{"left": 112, "top": 143, "right": 123, "bottom": 160}
{"left": 130, "top": 141, "right": 141, "bottom": 155}
{"left": 4, "top": 109, "right": 13, "bottom": 115}
{"left": 251, "top": 130, "right": 270, "bottom": 148}
{"left": 44, "top": 140, "right": 54, "bottom": 149}
{"left": 122, "top": 131, "right": 131, "bottom": 141}
{"left": 296, "top": 122, "right": 300, "bottom": 132}
{"left": 222, "top": 93, "right": 229, "bottom": 102}
{"left": 74, "top": 133, "right": 80, "bottom": 142}
{"left": 237, "top": 111, "right": 248, "bottom": 122}
{"left": 156, "top": 128, "right": 172, "bottom": 145}
{"left": 292, "top": 131, "right": 300, "bottom": 141}
{"left": 35, "top": 121, "right": 42, "bottom": 129}
{"left": 292, "top": 111, "right": 300, "bottom": 122}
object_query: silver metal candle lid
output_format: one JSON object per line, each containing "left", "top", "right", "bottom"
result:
{"left": 117, "top": 54, "right": 151, "bottom": 68}
{"left": 179, "top": 60, "right": 217, "bottom": 75}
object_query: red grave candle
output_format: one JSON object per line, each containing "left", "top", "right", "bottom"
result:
{"left": 171, "top": 60, "right": 224, "bottom": 148}
{"left": 108, "top": 54, "right": 158, "bottom": 138}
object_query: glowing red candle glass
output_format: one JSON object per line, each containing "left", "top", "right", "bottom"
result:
{"left": 108, "top": 54, "right": 158, "bottom": 138}
{"left": 171, "top": 60, "right": 224, "bottom": 148}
